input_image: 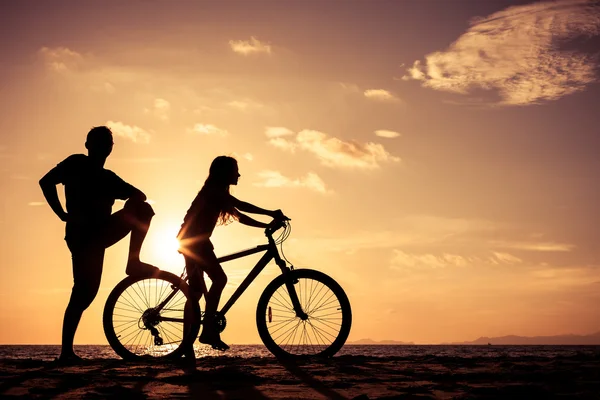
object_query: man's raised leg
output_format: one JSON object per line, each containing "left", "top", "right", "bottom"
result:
{"left": 124, "top": 201, "right": 159, "bottom": 276}
{"left": 104, "top": 200, "right": 159, "bottom": 276}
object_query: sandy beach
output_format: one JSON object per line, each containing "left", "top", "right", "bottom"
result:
{"left": 1, "top": 353, "right": 599, "bottom": 399}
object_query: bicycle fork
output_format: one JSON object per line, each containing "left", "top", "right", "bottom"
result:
{"left": 274, "top": 252, "right": 308, "bottom": 320}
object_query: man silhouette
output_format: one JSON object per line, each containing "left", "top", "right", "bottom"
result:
{"left": 39, "top": 126, "right": 158, "bottom": 363}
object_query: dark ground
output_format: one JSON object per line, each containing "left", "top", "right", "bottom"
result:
{"left": 1, "top": 354, "right": 599, "bottom": 399}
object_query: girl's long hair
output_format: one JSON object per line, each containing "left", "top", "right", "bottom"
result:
{"left": 202, "top": 155, "right": 238, "bottom": 225}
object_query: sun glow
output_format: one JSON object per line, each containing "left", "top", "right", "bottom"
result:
{"left": 149, "top": 228, "right": 185, "bottom": 271}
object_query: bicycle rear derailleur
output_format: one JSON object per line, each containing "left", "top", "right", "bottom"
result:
{"left": 141, "top": 308, "right": 164, "bottom": 346}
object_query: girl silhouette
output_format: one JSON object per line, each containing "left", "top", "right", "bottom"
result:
{"left": 178, "top": 156, "right": 287, "bottom": 351}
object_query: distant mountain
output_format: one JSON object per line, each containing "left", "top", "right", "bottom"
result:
{"left": 348, "top": 338, "right": 414, "bottom": 345}
{"left": 453, "top": 332, "right": 600, "bottom": 345}
{"left": 349, "top": 332, "right": 600, "bottom": 345}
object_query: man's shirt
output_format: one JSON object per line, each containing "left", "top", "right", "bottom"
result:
{"left": 54, "top": 154, "right": 135, "bottom": 223}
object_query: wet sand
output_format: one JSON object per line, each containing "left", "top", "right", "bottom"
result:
{"left": 1, "top": 354, "right": 599, "bottom": 399}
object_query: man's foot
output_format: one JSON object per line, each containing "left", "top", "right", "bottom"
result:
{"left": 52, "top": 353, "right": 85, "bottom": 366}
{"left": 199, "top": 332, "right": 230, "bottom": 351}
{"left": 126, "top": 260, "right": 159, "bottom": 277}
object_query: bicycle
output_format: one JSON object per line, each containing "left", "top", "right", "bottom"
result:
{"left": 103, "top": 219, "right": 352, "bottom": 360}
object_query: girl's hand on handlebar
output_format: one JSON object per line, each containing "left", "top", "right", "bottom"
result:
{"left": 265, "top": 217, "right": 288, "bottom": 236}
{"left": 271, "top": 209, "right": 290, "bottom": 221}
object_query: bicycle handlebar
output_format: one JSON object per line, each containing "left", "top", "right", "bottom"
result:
{"left": 264, "top": 217, "right": 290, "bottom": 237}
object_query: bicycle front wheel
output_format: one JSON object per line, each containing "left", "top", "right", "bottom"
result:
{"left": 256, "top": 269, "right": 352, "bottom": 358}
{"left": 103, "top": 270, "right": 201, "bottom": 360}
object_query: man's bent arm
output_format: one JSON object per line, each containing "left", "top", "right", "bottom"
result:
{"left": 39, "top": 171, "right": 68, "bottom": 222}
{"left": 127, "top": 186, "right": 147, "bottom": 203}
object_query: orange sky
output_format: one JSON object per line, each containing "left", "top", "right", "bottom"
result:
{"left": 1, "top": 0, "right": 599, "bottom": 345}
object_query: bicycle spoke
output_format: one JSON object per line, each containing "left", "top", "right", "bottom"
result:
{"left": 120, "top": 290, "right": 145, "bottom": 313}
{"left": 307, "top": 320, "right": 328, "bottom": 347}
{"left": 133, "top": 282, "right": 151, "bottom": 309}
{"left": 308, "top": 290, "right": 334, "bottom": 315}
{"left": 305, "top": 282, "right": 326, "bottom": 313}
{"left": 309, "top": 296, "right": 339, "bottom": 315}
{"left": 310, "top": 315, "right": 342, "bottom": 329}
{"left": 272, "top": 290, "right": 294, "bottom": 311}
{"left": 272, "top": 318, "right": 303, "bottom": 343}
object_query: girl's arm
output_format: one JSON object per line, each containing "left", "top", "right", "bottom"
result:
{"left": 231, "top": 196, "right": 277, "bottom": 217}
{"left": 236, "top": 211, "right": 269, "bottom": 229}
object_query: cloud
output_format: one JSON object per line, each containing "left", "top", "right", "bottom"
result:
{"left": 265, "top": 126, "right": 294, "bottom": 138}
{"left": 188, "top": 123, "right": 229, "bottom": 136}
{"left": 404, "top": 0, "right": 600, "bottom": 105}
{"left": 106, "top": 121, "right": 151, "bottom": 143}
{"left": 230, "top": 152, "right": 254, "bottom": 161}
{"left": 28, "top": 202, "right": 45, "bottom": 207}
{"left": 265, "top": 127, "right": 297, "bottom": 151}
{"left": 338, "top": 82, "right": 361, "bottom": 93}
{"left": 229, "top": 36, "right": 272, "bottom": 55}
{"left": 152, "top": 98, "right": 170, "bottom": 121}
{"left": 391, "top": 249, "right": 523, "bottom": 271}
{"left": 254, "top": 170, "right": 330, "bottom": 194}
{"left": 90, "top": 82, "right": 116, "bottom": 94}
{"left": 267, "top": 137, "right": 297, "bottom": 152}
{"left": 266, "top": 129, "right": 400, "bottom": 169}
{"left": 391, "top": 250, "right": 471, "bottom": 270}
{"left": 227, "top": 99, "right": 264, "bottom": 112}
{"left": 364, "top": 89, "right": 401, "bottom": 103}
{"left": 374, "top": 130, "right": 401, "bottom": 138}
{"left": 491, "top": 252, "right": 523, "bottom": 264}
{"left": 39, "top": 46, "right": 84, "bottom": 72}
{"left": 490, "top": 240, "right": 575, "bottom": 252}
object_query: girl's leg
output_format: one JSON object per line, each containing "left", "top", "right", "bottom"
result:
{"left": 196, "top": 249, "right": 229, "bottom": 350}
{"left": 182, "top": 257, "right": 205, "bottom": 360}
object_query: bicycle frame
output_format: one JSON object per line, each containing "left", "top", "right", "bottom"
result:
{"left": 155, "top": 231, "right": 308, "bottom": 322}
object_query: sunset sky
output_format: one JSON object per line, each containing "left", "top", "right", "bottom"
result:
{"left": 1, "top": 0, "right": 599, "bottom": 345}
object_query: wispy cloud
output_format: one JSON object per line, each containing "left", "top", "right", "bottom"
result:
{"left": 188, "top": 123, "right": 229, "bottom": 136}
{"left": 150, "top": 98, "right": 171, "bottom": 121}
{"left": 90, "top": 82, "right": 116, "bottom": 94}
{"left": 390, "top": 249, "right": 523, "bottom": 271}
{"left": 404, "top": 0, "right": 600, "bottom": 105}
{"left": 491, "top": 252, "right": 523, "bottom": 264}
{"left": 227, "top": 99, "right": 265, "bottom": 112}
{"left": 266, "top": 129, "right": 400, "bottom": 169}
{"left": 39, "top": 46, "right": 84, "bottom": 72}
{"left": 374, "top": 130, "right": 401, "bottom": 138}
{"left": 265, "top": 127, "right": 294, "bottom": 138}
{"left": 230, "top": 152, "right": 254, "bottom": 162}
{"left": 229, "top": 36, "right": 272, "bottom": 55}
{"left": 364, "top": 89, "right": 401, "bottom": 103}
{"left": 268, "top": 137, "right": 298, "bottom": 152}
{"left": 254, "top": 170, "right": 330, "bottom": 194}
{"left": 28, "top": 202, "right": 45, "bottom": 207}
{"left": 106, "top": 121, "right": 151, "bottom": 144}
{"left": 490, "top": 240, "right": 576, "bottom": 252}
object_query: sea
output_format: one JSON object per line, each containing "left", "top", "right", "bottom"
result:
{"left": 1, "top": 345, "right": 598, "bottom": 361}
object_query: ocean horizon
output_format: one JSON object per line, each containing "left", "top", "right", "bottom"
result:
{"left": 1, "top": 344, "right": 599, "bottom": 361}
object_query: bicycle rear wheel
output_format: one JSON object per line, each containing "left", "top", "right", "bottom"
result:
{"left": 256, "top": 269, "right": 352, "bottom": 358}
{"left": 103, "top": 270, "right": 201, "bottom": 360}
